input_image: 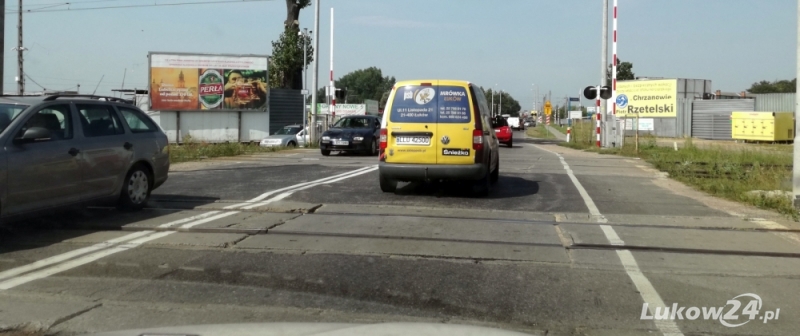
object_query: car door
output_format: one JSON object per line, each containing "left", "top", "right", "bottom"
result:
{"left": 384, "top": 80, "right": 439, "bottom": 165}
{"left": 75, "top": 103, "right": 133, "bottom": 200}
{"left": 5, "top": 103, "right": 82, "bottom": 215}
{"left": 436, "top": 82, "right": 475, "bottom": 165}
{"left": 116, "top": 105, "right": 169, "bottom": 188}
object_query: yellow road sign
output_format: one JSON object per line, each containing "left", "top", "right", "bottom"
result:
{"left": 544, "top": 101, "right": 552, "bottom": 116}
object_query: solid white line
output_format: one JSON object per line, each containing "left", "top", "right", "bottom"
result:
{"left": 0, "top": 165, "right": 377, "bottom": 290}
{"left": 241, "top": 166, "right": 378, "bottom": 210}
{"left": 238, "top": 165, "right": 375, "bottom": 204}
{"left": 0, "top": 231, "right": 174, "bottom": 290}
{"left": 531, "top": 144, "right": 684, "bottom": 336}
{"left": 0, "top": 230, "right": 153, "bottom": 282}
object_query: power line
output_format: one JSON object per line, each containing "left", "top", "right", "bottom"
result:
{"left": 6, "top": 0, "right": 273, "bottom": 14}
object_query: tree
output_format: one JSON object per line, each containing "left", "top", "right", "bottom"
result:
{"left": 747, "top": 79, "right": 797, "bottom": 94}
{"left": 483, "top": 88, "right": 522, "bottom": 116}
{"left": 333, "top": 67, "right": 396, "bottom": 104}
{"left": 607, "top": 58, "right": 635, "bottom": 86}
{"left": 269, "top": 0, "right": 314, "bottom": 89}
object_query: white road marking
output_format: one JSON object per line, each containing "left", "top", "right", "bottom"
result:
{"left": 0, "top": 165, "right": 376, "bottom": 290}
{"left": 531, "top": 144, "right": 684, "bottom": 336}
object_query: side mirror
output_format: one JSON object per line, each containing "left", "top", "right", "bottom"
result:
{"left": 13, "top": 127, "right": 51, "bottom": 144}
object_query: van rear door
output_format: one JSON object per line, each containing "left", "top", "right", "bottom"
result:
{"left": 436, "top": 84, "right": 474, "bottom": 165}
{"left": 384, "top": 81, "right": 439, "bottom": 164}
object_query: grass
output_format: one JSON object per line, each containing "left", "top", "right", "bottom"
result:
{"left": 525, "top": 124, "right": 557, "bottom": 139}
{"left": 559, "top": 123, "right": 797, "bottom": 219}
{"left": 169, "top": 135, "right": 293, "bottom": 164}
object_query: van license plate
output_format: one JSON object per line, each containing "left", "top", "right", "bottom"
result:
{"left": 396, "top": 136, "right": 430, "bottom": 145}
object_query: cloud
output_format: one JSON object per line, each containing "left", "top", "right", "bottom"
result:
{"left": 352, "top": 15, "right": 450, "bottom": 29}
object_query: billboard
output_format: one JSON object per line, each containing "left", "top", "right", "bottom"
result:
{"left": 616, "top": 79, "right": 677, "bottom": 118}
{"left": 149, "top": 53, "right": 269, "bottom": 112}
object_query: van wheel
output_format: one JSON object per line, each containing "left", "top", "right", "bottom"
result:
{"left": 490, "top": 161, "right": 499, "bottom": 184}
{"left": 321, "top": 149, "right": 331, "bottom": 156}
{"left": 472, "top": 166, "right": 491, "bottom": 197}
{"left": 379, "top": 172, "right": 397, "bottom": 192}
{"left": 118, "top": 164, "right": 151, "bottom": 211}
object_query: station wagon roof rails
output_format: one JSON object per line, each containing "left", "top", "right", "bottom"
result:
{"left": 43, "top": 94, "right": 133, "bottom": 104}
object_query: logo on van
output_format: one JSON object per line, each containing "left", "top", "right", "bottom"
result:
{"left": 414, "top": 88, "right": 435, "bottom": 105}
{"left": 441, "top": 135, "right": 450, "bottom": 145}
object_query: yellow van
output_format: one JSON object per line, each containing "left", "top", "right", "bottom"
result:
{"left": 378, "top": 80, "right": 499, "bottom": 196}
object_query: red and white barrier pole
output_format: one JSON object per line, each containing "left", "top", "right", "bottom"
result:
{"left": 566, "top": 127, "right": 572, "bottom": 142}
{"left": 612, "top": 0, "right": 618, "bottom": 116}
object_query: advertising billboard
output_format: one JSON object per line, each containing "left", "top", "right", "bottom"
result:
{"left": 149, "top": 52, "right": 269, "bottom": 112}
{"left": 615, "top": 79, "right": 677, "bottom": 118}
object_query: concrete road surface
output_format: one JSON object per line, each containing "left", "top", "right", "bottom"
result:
{"left": 2, "top": 130, "right": 800, "bottom": 336}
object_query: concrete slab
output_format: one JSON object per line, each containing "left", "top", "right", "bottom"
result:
{"left": 191, "top": 212, "right": 302, "bottom": 230}
{"left": 234, "top": 234, "right": 568, "bottom": 263}
{"left": 144, "top": 232, "right": 248, "bottom": 248}
{"left": 315, "top": 204, "right": 559, "bottom": 222}
{"left": 0, "top": 292, "right": 100, "bottom": 330}
{"left": 600, "top": 214, "right": 763, "bottom": 229}
{"left": 560, "top": 224, "right": 800, "bottom": 254}
{"left": 273, "top": 213, "right": 562, "bottom": 245}
{"left": 246, "top": 201, "right": 322, "bottom": 213}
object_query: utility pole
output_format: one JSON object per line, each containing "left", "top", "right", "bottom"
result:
{"left": 794, "top": 0, "right": 800, "bottom": 209}
{"left": 16, "top": 0, "right": 25, "bottom": 95}
{"left": 600, "top": 0, "right": 609, "bottom": 147}
{"left": 301, "top": 28, "right": 308, "bottom": 142}
{"left": 309, "top": 0, "right": 320, "bottom": 144}
{"left": 329, "top": 8, "right": 335, "bottom": 121}
{"left": 0, "top": 1, "right": 5, "bottom": 95}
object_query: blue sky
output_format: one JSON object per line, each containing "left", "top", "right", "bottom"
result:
{"left": 5, "top": 0, "right": 797, "bottom": 110}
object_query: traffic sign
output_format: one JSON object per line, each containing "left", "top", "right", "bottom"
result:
{"left": 544, "top": 101, "right": 552, "bottom": 116}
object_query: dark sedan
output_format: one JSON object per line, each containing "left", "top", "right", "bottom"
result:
{"left": 320, "top": 115, "right": 381, "bottom": 156}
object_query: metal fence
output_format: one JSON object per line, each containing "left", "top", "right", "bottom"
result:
{"left": 268, "top": 89, "right": 304, "bottom": 135}
{"left": 754, "top": 93, "right": 795, "bottom": 112}
{"left": 691, "top": 99, "right": 754, "bottom": 140}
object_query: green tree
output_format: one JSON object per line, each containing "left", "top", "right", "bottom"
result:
{"left": 607, "top": 58, "right": 635, "bottom": 86}
{"left": 483, "top": 88, "right": 522, "bottom": 116}
{"left": 747, "top": 79, "right": 797, "bottom": 94}
{"left": 269, "top": 0, "right": 314, "bottom": 89}
{"left": 333, "top": 67, "right": 396, "bottom": 104}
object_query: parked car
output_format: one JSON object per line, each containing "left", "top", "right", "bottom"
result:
{"left": 319, "top": 115, "right": 381, "bottom": 156}
{"left": 378, "top": 79, "right": 499, "bottom": 196}
{"left": 260, "top": 125, "right": 302, "bottom": 147}
{"left": 0, "top": 94, "right": 170, "bottom": 221}
{"left": 492, "top": 116, "right": 513, "bottom": 147}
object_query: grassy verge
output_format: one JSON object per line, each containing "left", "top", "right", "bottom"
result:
{"left": 525, "top": 124, "right": 557, "bottom": 139}
{"left": 559, "top": 124, "right": 796, "bottom": 219}
{"left": 169, "top": 135, "right": 292, "bottom": 164}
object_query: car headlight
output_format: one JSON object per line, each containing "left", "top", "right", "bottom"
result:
{"left": 322, "top": 136, "right": 330, "bottom": 142}
{"left": 353, "top": 136, "right": 364, "bottom": 141}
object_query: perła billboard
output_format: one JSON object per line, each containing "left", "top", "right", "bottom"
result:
{"left": 149, "top": 52, "right": 269, "bottom": 112}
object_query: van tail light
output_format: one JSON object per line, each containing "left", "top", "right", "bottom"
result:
{"left": 472, "top": 129, "right": 484, "bottom": 151}
{"left": 379, "top": 128, "right": 388, "bottom": 149}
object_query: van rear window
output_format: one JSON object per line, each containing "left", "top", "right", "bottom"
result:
{"left": 389, "top": 85, "right": 472, "bottom": 123}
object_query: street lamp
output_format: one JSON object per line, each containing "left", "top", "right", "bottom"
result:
{"left": 531, "top": 84, "right": 539, "bottom": 113}
{"left": 492, "top": 84, "right": 498, "bottom": 116}
{"left": 299, "top": 28, "right": 310, "bottom": 141}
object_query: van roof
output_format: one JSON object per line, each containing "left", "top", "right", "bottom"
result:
{"left": 393, "top": 79, "right": 473, "bottom": 88}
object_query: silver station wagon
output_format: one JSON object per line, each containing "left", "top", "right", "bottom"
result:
{"left": 0, "top": 94, "right": 170, "bottom": 221}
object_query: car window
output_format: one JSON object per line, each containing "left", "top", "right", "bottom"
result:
{"left": 333, "top": 118, "right": 371, "bottom": 128}
{"left": 0, "top": 103, "right": 29, "bottom": 134}
{"left": 491, "top": 116, "right": 508, "bottom": 128}
{"left": 275, "top": 126, "right": 302, "bottom": 135}
{"left": 118, "top": 107, "right": 158, "bottom": 133}
{"left": 77, "top": 104, "right": 125, "bottom": 137}
{"left": 18, "top": 104, "right": 73, "bottom": 141}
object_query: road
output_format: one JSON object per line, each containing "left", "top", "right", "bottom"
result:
{"left": 2, "top": 131, "right": 800, "bottom": 336}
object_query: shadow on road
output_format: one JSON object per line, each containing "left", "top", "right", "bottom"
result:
{"left": 394, "top": 175, "right": 539, "bottom": 199}
{"left": 0, "top": 195, "right": 219, "bottom": 256}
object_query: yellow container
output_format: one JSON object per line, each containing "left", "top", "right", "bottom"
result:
{"left": 731, "top": 111, "right": 794, "bottom": 141}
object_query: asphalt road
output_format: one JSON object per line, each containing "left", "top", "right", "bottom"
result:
{"left": 2, "top": 130, "right": 800, "bottom": 336}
